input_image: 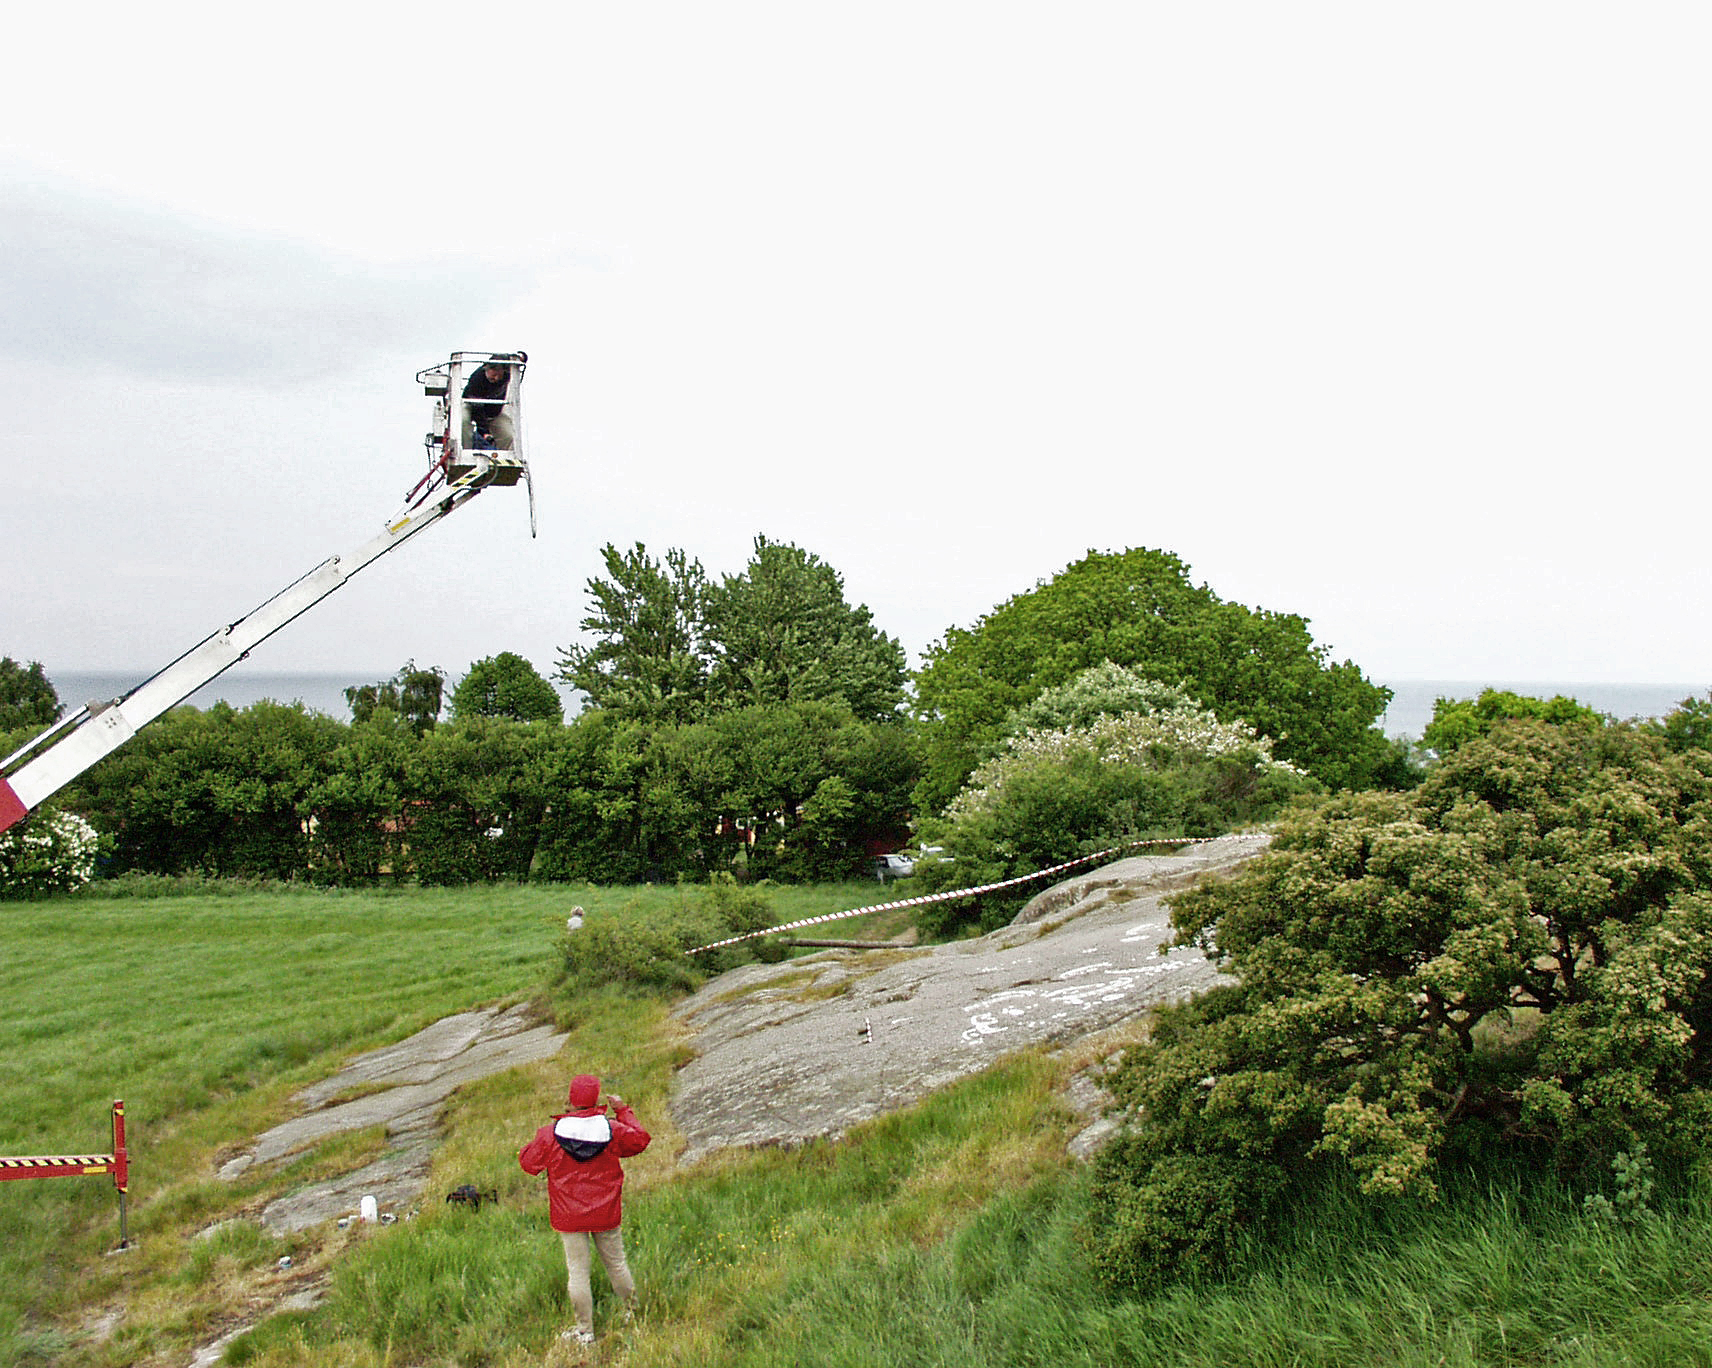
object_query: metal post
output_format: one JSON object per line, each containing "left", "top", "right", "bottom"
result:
{"left": 112, "top": 1100, "right": 130, "bottom": 1250}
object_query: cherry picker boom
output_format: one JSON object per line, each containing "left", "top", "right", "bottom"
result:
{"left": 0, "top": 351, "right": 533, "bottom": 836}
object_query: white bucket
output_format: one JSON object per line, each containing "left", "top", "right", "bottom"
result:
{"left": 360, "top": 1195, "right": 379, "bottom": 1223}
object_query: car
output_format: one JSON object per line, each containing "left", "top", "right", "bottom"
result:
{"left": 872, "top": 852, "right": 916, "bottom": 882}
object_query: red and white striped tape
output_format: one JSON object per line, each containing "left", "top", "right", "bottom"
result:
{"left": 686, "top": 835, "right": 1214, "bottom": 955}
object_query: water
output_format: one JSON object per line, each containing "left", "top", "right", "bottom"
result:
{"left": 38, "top": 670, "right": 1707, "bottom": 739}
{"left": 48, "top": 668, "right": 584, "bottom": 722}
{"left": 47, "top": 670, "right": 371, "bottom": 720}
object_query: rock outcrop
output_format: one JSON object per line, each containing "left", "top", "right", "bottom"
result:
{"left": 219, "top": 1003, "right": 568, "bottom": 1231}
{"left": 668, "top": 832, "right": 1270, "bottom": 1164}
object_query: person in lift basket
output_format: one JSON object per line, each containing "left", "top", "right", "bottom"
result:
{"left": 519, "top": 1073, "right": 651, "bottom": 1346}
{"left": 462, "top": 354, "right": 517, "bottom": 449}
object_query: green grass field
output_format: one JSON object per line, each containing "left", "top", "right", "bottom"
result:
{"left": 4, "top": 879, "right": 1710, "bottom": 1368}
{"left": 0, "top": 877, "right": 893, "bottom": 1367}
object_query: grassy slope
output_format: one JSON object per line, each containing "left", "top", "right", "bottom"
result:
{"left": 0, "top": 878, "right": 889, "bottom": 1367}
{"left": 5, "top": 881, "right": 1711, "bottom": 1368}
{"left": 238, "top": 1008, "right": 1712, "bottom": 1368}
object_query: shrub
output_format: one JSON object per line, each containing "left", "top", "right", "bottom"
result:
{"left": 0, "top": 808, "right": 101, "bottom": 898}
{"left": 557, "top": 878, "right": 780, "bottom": 997}
{"left": 560, "top": 920, "right": 701, "bottom": 996}
{"left": 915, "top": 670, "right": 1316, "bottom": 934}
{"left": 700, "top": 872, "right": 776, "bottom": 938}
{"left": 1087, "top": 1145, "right": 1287, "bottom": 1291}
{"left": 1088, "top": 716, "right": 1712, "bottom": 1290}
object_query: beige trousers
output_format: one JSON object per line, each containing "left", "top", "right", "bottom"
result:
{"left": 560, "top": 1226, "right": 636, "bottom": 1331}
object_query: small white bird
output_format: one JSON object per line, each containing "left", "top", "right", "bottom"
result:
{"left": 566, "top": 906, "right": 585, "bottom": 932}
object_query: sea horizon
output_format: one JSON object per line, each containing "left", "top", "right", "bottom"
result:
{"left": 43, "top": 668, "right": 584, "bottom": 724}
{"left": 40, "top": 668, "right": 1705, "bottom": 742}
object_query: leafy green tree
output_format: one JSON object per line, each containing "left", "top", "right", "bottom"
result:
{"left": 704, "top": 535, "right": 907, "bottom": 722}
{"left": 532, "top": 700, "right": 918, "bottom": 885}
{"left": 718, "top": 702, "right": 843, "bottom": 833}
{"left": 824, "top": 716, "right": 920, "bottom": 865}
{"left": 450, "top": 651, "right": 563, "bottom": 723}
{"left": 532, "top": 710, "right": 714, "bottom": 884}
{"left": 0, "top": 657, "right": 60, "bottom": 731}
{"left": 1087, "top": 716, "right": 1712, "bottom": 1291}
{"left": 912, "top": 548, "right": 1395, "bottom": 810}
{"left": 556, "top": 542, "right": 711, "bottom": 725}
{"left": 533, "top": 712, "right": 662, "bottom": 883}
{"left": 718, "top": 703, "right": 916, "bottom": 881}
{"left": 647, "top": 715, "right": 744, "bottom": 873}
{"left": 1420, "top": 687, "right": 1603, "bottom": 754}
{"left": 345, "top": 661, "right": 446, "bottom": 736}
{"left": 1655, "top": 692, "right": 1712, "bottom": 753}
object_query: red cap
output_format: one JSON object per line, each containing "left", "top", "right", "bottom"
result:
{"left": 567, "top": 1074, "right": 601, "bottom": 1109}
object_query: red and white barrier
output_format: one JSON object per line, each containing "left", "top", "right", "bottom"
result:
{"left": 0, "top": 1100, "right": 132, "bottom": 1248}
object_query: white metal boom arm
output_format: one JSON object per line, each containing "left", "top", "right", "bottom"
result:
{"left": 1, "top": 451, "right": 525, "bottom": 836}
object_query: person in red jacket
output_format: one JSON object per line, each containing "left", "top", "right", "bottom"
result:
{"left": 519, "top": 1073, "right": 652, "bottom": 1345}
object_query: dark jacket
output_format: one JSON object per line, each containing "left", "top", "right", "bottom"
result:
{"left": 462, "top": 366, "right": 510, "bottom": 434}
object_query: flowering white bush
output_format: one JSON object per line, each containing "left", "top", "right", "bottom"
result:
{"left": 0, "top": 808, "right": 101, "bottom": 898}
{"left": 913, "top": 664, "right": 1319, "bottom": 938}
{"left": 949, "top": 691, "right": 1303, "bottom": 822}
{"left": 1004, "top": 662, "right": 1203, "bottom": 737}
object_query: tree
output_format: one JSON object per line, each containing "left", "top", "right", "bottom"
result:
{"left": 345, "top": 661, "right": 446, "bottom": 736}
{"left": 704, "top": 535, "right": 907, "bottom": 723}
{"left": 304, "top": 710, "right": 416, "bottom": 884}
{"left": 532, "top": 711, "right": 664, "bottom": 883}
{"left": 0, "top": 657, "right": 60, "bottom": 732}
{"left": 1421, "top": 687, "right": 1602, "bottom": 754}
{"left": 530, "top": 699, "right": 919, "bottom": 885}
{"left": 450, "top": 652, "right": 563, "bottom": 723}
{"left": 912, "top": 547, "right": 1395, "bottom": 810}
{"left": 556, "top": 542, "right": 711, "bottom": 725}
{"left": 1655, "top": 693, "right": 1712, "bottom": 754}
{"left": 1087, "top": 716, "right": 1712, "bottom": 1291}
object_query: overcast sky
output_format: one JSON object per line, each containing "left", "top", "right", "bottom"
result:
{"left": 5, "top": 3, "right": 1709, "bottom": 697}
